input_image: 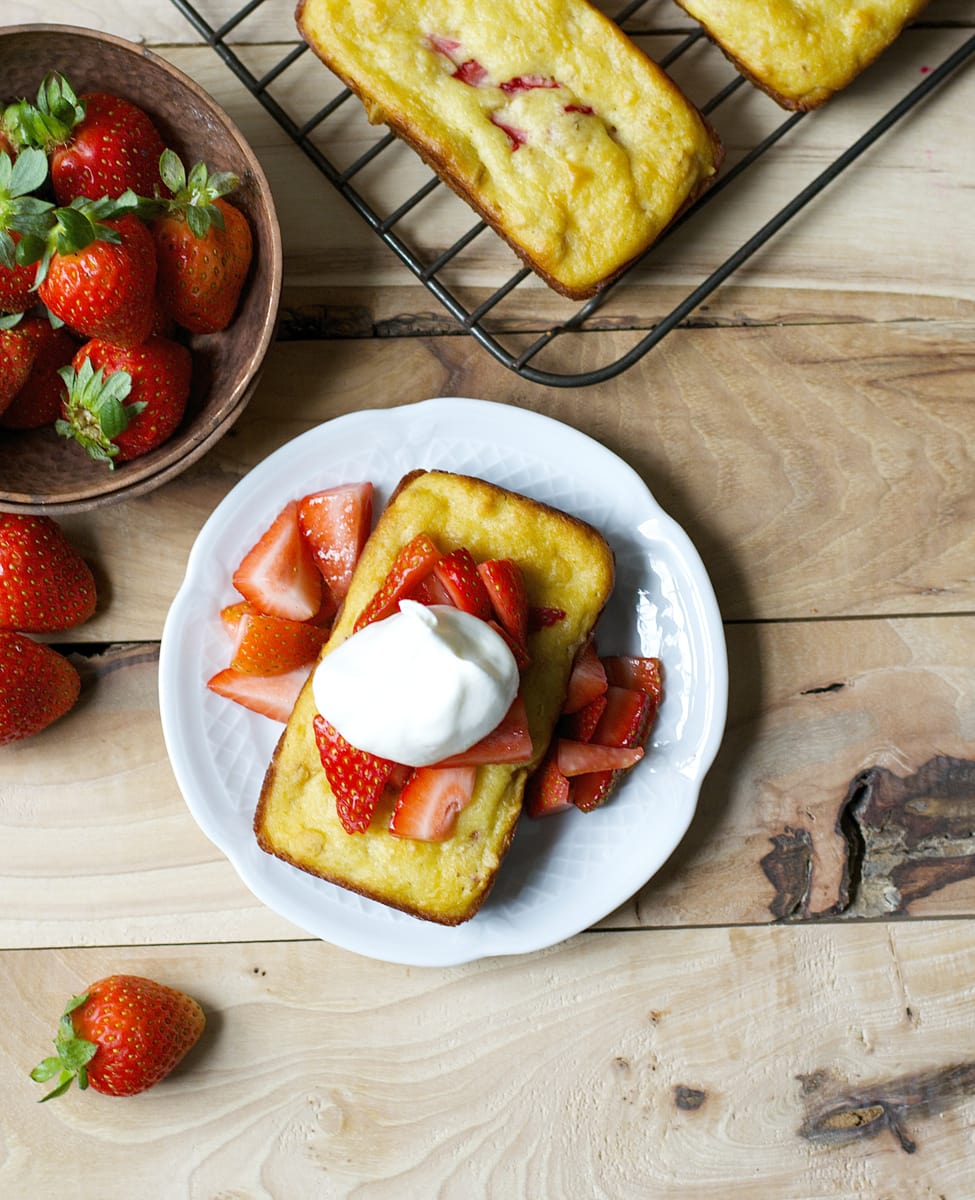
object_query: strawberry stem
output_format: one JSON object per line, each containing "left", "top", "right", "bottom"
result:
{"left": 157, "top": 149, "right": 239, "bottom": 238}
{"left": 29, "top": 991, "right": 98, "bottom": 1102}
{"left": 57, "top": 357, "right": 142, "bottom": 469}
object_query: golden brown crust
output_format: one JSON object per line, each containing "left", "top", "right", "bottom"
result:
{"left": 255, "top": 469, "right": 616, "bottom": 924}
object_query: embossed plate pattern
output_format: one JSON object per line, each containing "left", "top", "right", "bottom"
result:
{"left": 159, "top": 398, "right": 727, "bottom": 965}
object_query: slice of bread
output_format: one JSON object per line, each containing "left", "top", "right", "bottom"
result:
{"left": 254, "top": 469, "right": 615, "bottom": 925}
{"left": 296, "top": 0, "right": 723, "bottom": 299}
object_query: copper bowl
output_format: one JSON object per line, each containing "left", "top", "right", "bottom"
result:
{"left": 0, "top": 25, "right": 282, "bottom": 513}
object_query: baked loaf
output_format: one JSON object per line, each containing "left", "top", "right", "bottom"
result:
{"left": 296, "top": 0, "right": 723, "bottom": 299}
{"left": 255, "top": 469, "right": 616, "bottom": 925}
{"left": 673, "top": 0, "right": 931, "bottom": 110}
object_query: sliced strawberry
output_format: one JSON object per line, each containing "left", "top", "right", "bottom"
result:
{"left": 232, "top": 501, "right": 322, "bottom": 622}
{"left": 560, "top": 693, "right": 607, "bottom": 743}
{"left": 435, "top": 694, "right": 533, "bottom": 767}
{"left": 524, "top": 751, "right": 572, "bottom": 818}
{"left": 488, "top": 619, "right": 531, "bottom": 671}
{"left": 387, "top": 762, "right": 413, "bottom": 793}
{"left": 353, "top": 533, "right": 441, "bottom": 631}
{"left": 433, "top": 547, "right": 493, "bottom": 619}
{"left": 528, "top": 605, "right": 566, "bottom": 631}
{"left": 570, "top": 685, "right": 656, "bottom": 812}
{"left": 406, "top": 570, "right": 453, "bottom": 607}
{"left": 297, "top": 482, "right": 373, "bottom": 603}
{"left": 562, "top": 640, "right": 608, "bottom": 714}
{"left": 220, "top": 600, "right": 259, "bottom": 638}
{"left": 206, "top": 664, "right": 309, "bottom": 722}
{"left": 313, "top": 714, "right": 396, "bottom": 834}
{"left": 557, "top": 739, "right": 644, "bottom": 777}
{"left": 602, "top": 655, "right": 663, "bottom": 707}
{"left": 230, "top": 612, "right": 327, "bottom": 676}
{"left": 389, "top": 765, "right": 477, "bottom": 842}
{"left": 477, "top": 558, "right": 528, "bottom": 648}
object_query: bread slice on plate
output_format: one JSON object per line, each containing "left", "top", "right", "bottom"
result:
{"left": 254, "top": 469, "right": 615, "bottom": 925}
{"left": 296, "top": 0, "right": 723, "bottom": 299}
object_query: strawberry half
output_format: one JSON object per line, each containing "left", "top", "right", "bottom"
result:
{"left": 232, "top": 501, "right": 323, "bottom": 622}
{"left": 389, "top": 765, "right": 477, "bottom": 842}
{"left": 230, "top": 612, "right": 326, "bottom": 676}
{"left": 562, "top": 639, "right": 608, "bottom": 714}
{"left": 206, "top": 664, "right": 309, "bottom": 722}
{"left": 557, "top": 739, "right": 644, "bottom": 776}
{"left": 602, "top": 655, "right": 663, "bottom": 708}
{"left": 313, "top": 714, "right": 395, "bottom": 833}
{"left": 477, "top": 558, "right": 528, "bottom": 648}
{"left": 433, "top": 547, "right": 493, "bottom": 619}
{"left": 297, "top": 481, "right": 373, "bottom": 603}
{"left": 525, "top": 752, "right": 572, "bottom": 818}
{"left": 570, "top": 685, "right": 655, "bottom": 812}
{"left": 435, "top": 694, "right": 533, "bottom": 766}
{"left": 353, "top": 532, "right": 441, "bottom": 631}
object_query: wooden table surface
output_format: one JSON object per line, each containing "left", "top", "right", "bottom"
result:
{"left": 3, "top": 2, "right": 975, "bottom": 1196}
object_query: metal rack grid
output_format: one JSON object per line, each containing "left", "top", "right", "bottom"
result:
{"left": 169, "top": 0, "right": 975, "bottom": 387}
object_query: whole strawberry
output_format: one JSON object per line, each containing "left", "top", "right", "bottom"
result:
{"left": 4, "top": 73, "right": 165, "bottom": 205}
{"left": 38, "top": 202, "right": 157, "bottom": 348}
{"left": 0, "top": 512, "right": 97, "bottom": 631}
{"left": 31, "top": 975, "right": 205, "bottom": 1099}
{"left": 0, "top": 323, "right": 77, "bottom": 429}
{"left": 0, "top": 314, "right": 42, "bottom": 415}
{"left": 153, "top": 150, "right": 253, "bottom": 334}
{"left": 0, "top": 629, "right": 80, "bottom": 745}
{"left": 58, "top": 336, "right": 192, "bottom": 466}
{"left": 0, "top": 148, "right": 54, "bottom": 314}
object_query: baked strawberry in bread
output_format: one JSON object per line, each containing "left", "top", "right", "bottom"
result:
{"left": 296, "top": 0, "right": 723, "bottom": 298}
{"left": 254, "top": 469, "right": 615, "bottom": 925}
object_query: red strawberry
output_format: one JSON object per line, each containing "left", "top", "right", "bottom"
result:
{"left": 0, "top": 513, "right": 97, "bottom": 632}
{"left": 571, "top": 685, "right": 655, "bottom": 812}
{"left": 435, "top": 694, "right": 533, "bottom": 766}
{"left": 0, "top": 315, "right": 42, "bottom": 415}
{"left": 602, "top": 654, "right": 663, "bottom": 708}
{"left": 389, "top": 765, "right": 477, "bottom": 841}
{"left": 206, "top": 663, "right": 309, "bottom": 722}
{"left": 477, "top": 558, "right": 528, "bottom": 648}
{"left": 30, "top": 974, "right": 204, "bottom": 1099}
{"left": 524, "top": 752, "right": 572, "bottom": 818}
{"left": 528, "top": 605, "right": 566, "bottom": 631}
{"left": 313, "top": 714, "right": 395, "bottom": 833}
{"left": 0, "top": 630, "right": 80, "bottom": 745}
{"left": 562, "top": 639, "right": 608, "bottom": 714}
{"left": 557, "top": 739, "right": 644, "bottom": 776}
{"left": 39, "top": 207, "right": 157, "bottom": 348}
{"left": 152, "top": 151, "right": 253, "bottom": 334}
{"left": 353, "top": 532, "right": 441, "bottom": 631}
{"left": 560, "top": 693, "right": 608, "bottom": 743}
{"left": 57, "top": 336, "right": 191, "bottom": 465}
{"left": 0, "top": 147, "right": 54, "bottom": 314}
{"left": 220, "top": 599, "right": 259, "bottom": 637}
{"left": 0, "top": 323, "right": 76, "bottom": 429}
{"left": 297, "top": 482, "right": 373, "bottom": 602}
{"left": 230, "top": 612, "right": 326, "bottom": 675}
{"left": 6, "top": 74, "right": 165, "bottom": 205}
{"left": 232, "top": 501, "right": 323, "bottom": 622}
{"left": 433, "top": 547, "right": 493, "bottom": 619}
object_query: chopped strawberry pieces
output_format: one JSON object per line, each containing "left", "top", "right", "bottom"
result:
{"left": 435, "top": 694, "right": 533, "bottom": 767}
{"left": 602, "top": 655, "right": 663, "bottom": 708}
{"left": 489, "top": 113, "right": 528, "bottom": 150}
{"left": 488, "top": 619, "right": 531, "bottom": 670}
{"left": 590, "top": 685, "right": 655, "bottom": 749}
{"left": 298, "top": 482, "right": 373, "bottom": 603}
{"left": 206, "top": 665, "right": 309, "bottom": 723}
{"left": 232, "top": 500, "right": 322, "bottom": 622}
{"left": 313, "top": 714, "right": 395, "bottom": 834}
{"left": 525, "top": 752, "right": 572, "bottom": 818}
{"left": 454, "top": 59, "right": 488, "bottom": 86}
{"left": 562, "top": 640, "right": 608, "bottom": 714}
{"left": 427, "top": 33, "right": 461, "bottom": 56}
{"left": 433, "top": 547, "right": 493, "bottom": 619}
{"left": 500, "top": 75, "right": 559, "bottom": 93}
{"left": 564, "top": 104, "right": 594, "bottom": 115}
{"left": 528, "top": 605, "right": 566, "bottom": 631}
{"left": 353, "top": 533, "right": 442, "bottom": 631}
{"left": 220, "top": 600, "right": 259, "bottom": 638}
{"left": 389, "top": 765, "right": 477, "bottom": 842}
{"left": 477, "top": 558, "right": 528, "bottom": 648}
{"left": 231, "top": 612, "right": 326, "bottom": 676}
{"left": 406, "top": 570, "right": 453, "bottom": 607}
{"left": 561, "top": 692, "right": 607, "bottom": 743}
{"left": 557, "top": 739, "right": 644, "bottom": 777}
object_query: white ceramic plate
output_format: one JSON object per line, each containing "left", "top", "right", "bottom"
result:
{"left": 159, "top": 397, "right": 727, "bottom": 966}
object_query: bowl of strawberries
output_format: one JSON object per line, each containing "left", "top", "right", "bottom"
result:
{"left": 0, "top": 24, "right": 282, "bottom": 512}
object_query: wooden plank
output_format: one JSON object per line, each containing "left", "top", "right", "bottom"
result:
{"left": 3, "top": 615, "right": 974, "bottom": 949}
{"left": 59, "top": 319, "right": 975, "bottom": 646}
{"left": 3, "top": 922, "right": 975, "bottom": 1197}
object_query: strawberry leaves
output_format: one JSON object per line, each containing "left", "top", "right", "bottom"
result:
{"left": 30, "top": 992, "right": 98, "bottom": 1101}
{"left": 56, "top": 355, "right": 139, "bottom": 465}
{"left": 157, "top": 148, "right": 239, "bottom": 239}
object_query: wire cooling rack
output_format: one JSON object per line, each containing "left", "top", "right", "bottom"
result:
{"left": 169, "top": 0, "right": 974, "bottom": 387}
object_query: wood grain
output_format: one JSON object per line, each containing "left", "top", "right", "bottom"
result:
{"left": 3, "top": 922, "right": 975, "bottom": 1198}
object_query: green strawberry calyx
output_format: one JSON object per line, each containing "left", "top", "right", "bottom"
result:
{"left": 20, "top": 191, "right": 140, "bottom": 288}
{"left": 56, "top": 356, "right": 145, "bottom": 469}
{"left": 2, "top": 73, "right": 87, "bottom": 154}
{"left": 29, "top": 991, "right": 98, "bottom": 1101}
{"left": 0, "top": 148, "right": 56, "bottom": 269}
{"left": 157, "top": 148, "right": 240, "bottom": 238}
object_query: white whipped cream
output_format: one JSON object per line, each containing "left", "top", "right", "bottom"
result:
{"left": 312, "top": 600, "right": 519, "bottom": 766}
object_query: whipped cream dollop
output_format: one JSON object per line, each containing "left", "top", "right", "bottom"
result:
{"left": 312, "top": 600, "right": 519, "bottom": 766}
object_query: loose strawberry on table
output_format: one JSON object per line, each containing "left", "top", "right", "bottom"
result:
{"left": 30, "top": 974, "right": 204, "bottom": 1099}
{"left": 5, "top": 73, "right": 165, "bottom": 206}
{"left": 0, "top": 629, "right": 81, "bottom": 746}
{"left": 0, "top": 513, "right": 97, "bottom": 632}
